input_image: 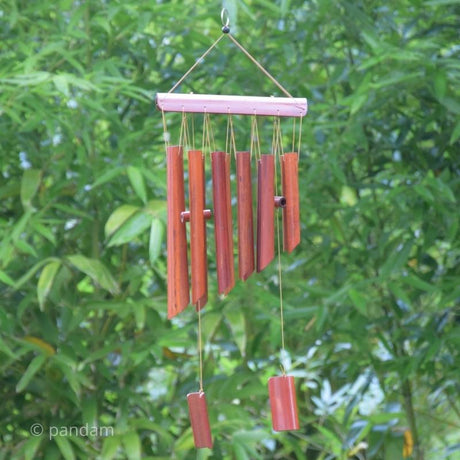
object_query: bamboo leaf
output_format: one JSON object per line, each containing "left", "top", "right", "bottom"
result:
{"left": 380, "top": 240, "right": 413, "bottom": 278}
{"left": 23, "top": 336, "right": 56, "bottom": 356}
{"left": 37, "top": 261, "right": 61, "bottom": 311}
{"left": 104, "top": 204, "right": 139, "bottom": 239}
{"left": 127, "top": 166, "right": 147, "bottom": 203}
{"left": 348, "top": 289, "right": 367, "bottom": 315}
{"left": 67, "top": 254, "right": 119, "bottom": 295}
{"left": 450, "top": 121, "right": 460, "bottom": 144}
{"left": 54, "top": 435, "right": 75, "bottom": 460}
{"left": 149, "top": 218, "right": 164, "bottom": 264}
{"left": 16, "top": 354, "right": 47, "bottom": 392}
{"left": 122, "top": 431, "right": 141, "bottom": 460}
{"left": 24, "top": 435, "right": 44, "bottom": 460}
{"left": 101, "top": 435, "right": 121, "bottom": 460}
{"left": 20, "top": 169, "right": 42, "bottom": 209}
{"left": 225, "top": 308, "right": 247, "bottom": 357}
{"left": 0, "top": 270, "right": 15, "bottom": 287}
{"left": 107, "top": 211, "right": 152, "bottom": 247}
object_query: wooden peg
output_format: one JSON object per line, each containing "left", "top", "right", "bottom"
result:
{"left": 211, "top": 151, "right": 235, "bottom": 295}
{"left": 256, "top": 154, "right": 275, "bottom": 272}
{"left": 236, "top": 151, "right": 255, "bottom": 281}
{"left": 180, "top": 210, "right": 212, "bottom": 223}
{"left": 167, "top": 145, "right": 189, "bottom": 319}
{"left": 274, "top": 196, "right": 286, "bottom": 208}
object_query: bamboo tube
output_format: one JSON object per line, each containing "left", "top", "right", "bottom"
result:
{"left": 211, "top": 151, "right": 235, "bottom": 295}
{"left": 256, "top": 154, "right": 275, "bottom": 272}
{"left": 167, "top": 146, "right": 189, "bottom": 318}
{"left": 188, "top": 150, "right": 208, "bottom": 309}
{"left": 268, "top": 376, "right": 299, "bottom": 431}
{"left": 281, "top": 153, "right": 300, "bottom": 253}
{"left": 187, "top": 392, "right": 213, "bottom": 448}
{"left": 236, "top": 151, "right": 255, "bottom": 281}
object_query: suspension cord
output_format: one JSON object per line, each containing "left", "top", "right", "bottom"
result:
{"left": 273, "top": 117, "right": 286, "bottom": 374}
{"left": 227, "top": 34, "right": 293, "bottom": 98}
{"left": 167, "top": 15, "right": 293, "bottom": 98}
{"left": 168, "top": 34, "right": 226, "bottom": 93}
{"left": 198, "top": 306, "right": 204, "bottom": 392}
{"left": 297, "top": 115, "right": 304, "bottom": 158}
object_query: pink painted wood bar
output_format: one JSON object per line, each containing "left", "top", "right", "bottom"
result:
{"left": 156, "top": 93, "right": 308, "bottom": 118}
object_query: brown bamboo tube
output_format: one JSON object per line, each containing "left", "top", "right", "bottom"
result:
{"left": 187, "top": 391, "right": 213, "bottom": 448}
{"left": 268, "top": 375, "right": 300, "bottom": 431}
{"left": 257, "top": 154, "right": 275, "bottom": 272}
{"left": 211, "top": 151, "right": 235, "bottom": 295}
{"left": 188, "top": 150, "right": 208, "bottom": 310}
{"left": 236, "top": 151, "right": 255, "bottom": 281}
{"left": 281, "top": 153, "right": 300, "bottom": 253}
{"left": 167, "top": 145, "right": 189, "bottom": 319}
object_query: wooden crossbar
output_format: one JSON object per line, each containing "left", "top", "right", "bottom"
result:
{"left": 156, "top": 93, "right": 307, "bottom": 117}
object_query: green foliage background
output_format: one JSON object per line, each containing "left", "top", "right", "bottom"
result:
{"left": 1, "top": 0, "right": 459, "bottom": 459}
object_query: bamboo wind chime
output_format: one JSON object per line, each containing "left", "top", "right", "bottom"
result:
{"left": 157, "top": 10, "right": 307, "bottom": 449}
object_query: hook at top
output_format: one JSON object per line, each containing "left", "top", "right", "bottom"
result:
{"left": 221, "top": 8, "right": 230, "bottom": 33}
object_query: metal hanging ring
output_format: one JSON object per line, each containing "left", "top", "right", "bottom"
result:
{"left": 221, "top": 8, "right": 230, "bottom": 33}
{"left": 221, "top": 8, "right": 230, "bottom": 27}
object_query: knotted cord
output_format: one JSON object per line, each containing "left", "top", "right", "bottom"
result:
{"left": 273, "top": 117, "right": 286, "bottom": 375}
{"left": 167, "top": 30, "right": 293, "bottom": 98}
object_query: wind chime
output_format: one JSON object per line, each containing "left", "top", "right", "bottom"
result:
{"left": 156, "top": 10, "right": 307, "bottom": 449}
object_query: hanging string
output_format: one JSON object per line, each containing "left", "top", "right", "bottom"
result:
{"left": 292, "top": 118, "right": 296, "bottom": 154}
{"left": 209, "top": 114, "right": 216, "bottom": 153}
{"left": 272, "top": 116, "right": 284, "bottom": 157}
{"left": 201, "top": 112, "right": 206, "bottom": 154}
{"left": 229, "top": 115, "right": 237, "bottom": 159}
{"left": 179, "top": 112, "right": 184, "bottom": 147}
{"left": 250, "top": 117, "right": 255, "bottom": 159}
{"left": 161, "top": 109, "right": 169, "bottom": 154}
{"left": 227, "top": 34, "right": 293, "bottom": 98}
{"left": 168, "top": 34, "right": 226, "bottom": 93}
{"left": 191, "top": 114, "right": 196, "bottom": 151}
{"left": 198, "top": 306, "right": 204, "bottom": 392}
{"left": 167, "top": 30, "right": 293, "bottom": 98}
{"left": 250, "top": 116, "right": 261, "bottom": 161}
{"left": 179, "top": 110, "right": 191, "bottom": 150}
{"left": 273, "top": 117, "right": 286, "bottom": 374}
{"left": 226, "top": 114, "right": 237, "bottom": 159}
{"left": 276, "top": 117, "right": 285, "bottom": 156}
{"left": 271, "top": 118, "right": 278, "bottom": 156}
{"left": 202, "top": 112, "right": 215, "bottom": 155}
{"left": 201, "top": 112, "right": 210, "bottom": 157}
{"left": 225, "top": 113, "right": 230, "bottom": 155}
{"left": 297, "top": 115, "right": 304, "bottom": 158}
